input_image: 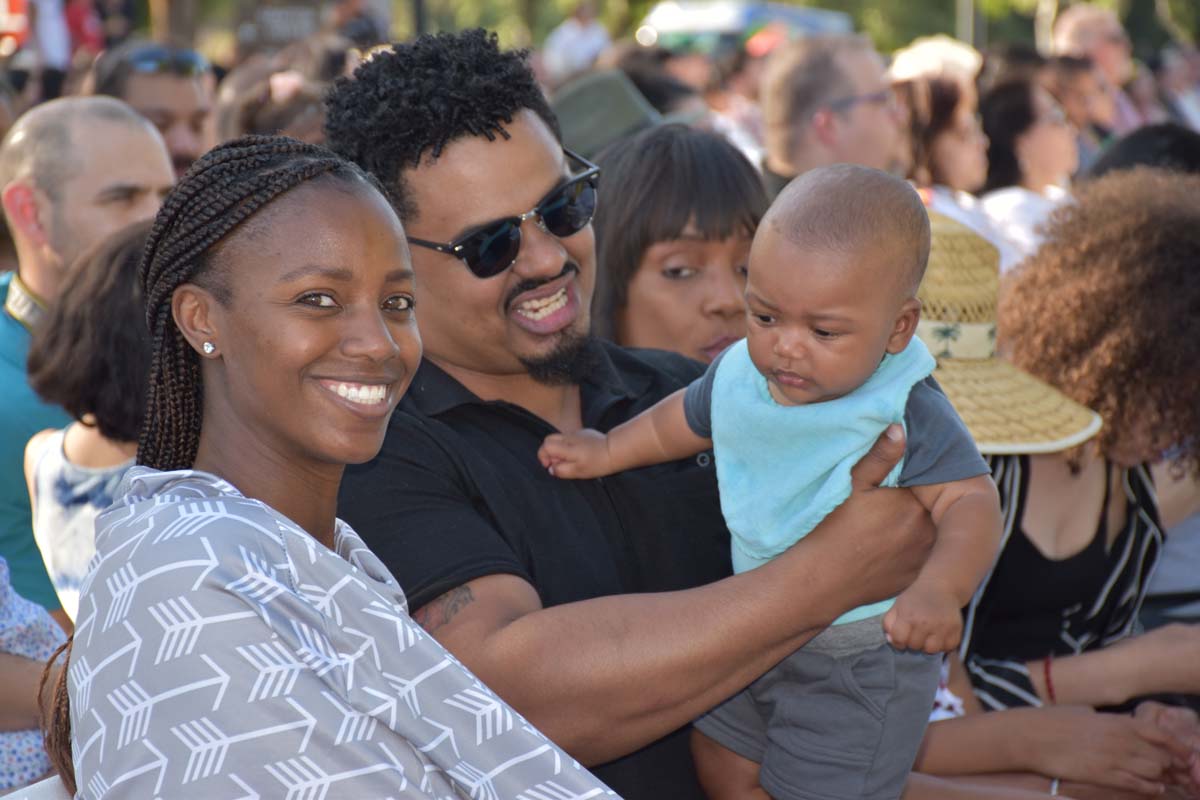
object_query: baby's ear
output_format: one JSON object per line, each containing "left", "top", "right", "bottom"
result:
{"left": 885, "top": 297, "right": 922, "bottom": 354}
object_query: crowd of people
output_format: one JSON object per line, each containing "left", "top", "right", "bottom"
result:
{"left": 0, "top": 1, "right": 1199, "bottom": 798}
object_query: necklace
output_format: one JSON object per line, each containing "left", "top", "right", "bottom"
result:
{"left": 3, "top": 273, "right": 47, "bottom": 331}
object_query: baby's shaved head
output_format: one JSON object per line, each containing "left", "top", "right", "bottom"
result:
{"left": 765, "top": 164, "right": 931, "bottom": 296}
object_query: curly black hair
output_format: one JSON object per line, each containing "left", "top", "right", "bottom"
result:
{"left": 324, "top": 29, "right": 560, "bottom": 221}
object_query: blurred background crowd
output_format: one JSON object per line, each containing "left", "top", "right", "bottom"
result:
{"left": 1, "top": 0, "right": 1200, "bottom": 796}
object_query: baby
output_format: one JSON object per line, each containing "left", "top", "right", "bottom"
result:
{"left": 539, "top": 165, "right": 1002, "bottom": 800}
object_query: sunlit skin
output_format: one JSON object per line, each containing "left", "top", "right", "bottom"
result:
{"left": 46, "top": 119, "right": 174, "bottom": 277}
{"left": 828, "top": 47, "right": 904, "bottom": 173}
{"left": 175, "top": 180, "right": 422, "bottom": 546}
{"left": 744, "top": 223, "right": 920, "bottom": 407}
{"left": 929, "top": 107, "right": 988, "bottom": 194}
{"left": 616, "top": 224, "right": 751, "bottom": 363}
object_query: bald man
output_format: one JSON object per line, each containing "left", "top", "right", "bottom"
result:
{"left": 0, "top": 96, "right": 173, "bottom": 622}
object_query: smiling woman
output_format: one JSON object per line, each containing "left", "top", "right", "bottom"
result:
{"left": 39, "top": 135, "right": 617, "bottom": 799}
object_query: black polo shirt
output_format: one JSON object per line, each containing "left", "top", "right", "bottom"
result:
{"left": 338, "top": 340, "right": 732, "bottom": 800}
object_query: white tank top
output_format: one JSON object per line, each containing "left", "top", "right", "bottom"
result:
{"left": 30, "top": 427, "right": 131, "bottom": 620}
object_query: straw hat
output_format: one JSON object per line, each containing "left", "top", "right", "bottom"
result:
{"left": 914, "top": 212, "right": 1101, "bottom": 454}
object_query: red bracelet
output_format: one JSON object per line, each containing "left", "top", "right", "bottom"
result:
{"left": 1043, "top": 653, "right": 1057, "bottom": 705}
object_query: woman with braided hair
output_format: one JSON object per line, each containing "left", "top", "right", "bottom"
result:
{"left": 41, "top": 135, "right": 617, "bottom": 799}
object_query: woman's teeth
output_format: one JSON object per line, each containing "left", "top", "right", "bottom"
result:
{"left": 516, "top": 287, "right": 568, "bottom": 321}
{"left": 333, "top": 383, "right": 387, "bottom": 405}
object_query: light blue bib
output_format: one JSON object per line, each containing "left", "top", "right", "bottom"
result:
{"left": 710, "top": 337, "right": 935, "bottom": 624}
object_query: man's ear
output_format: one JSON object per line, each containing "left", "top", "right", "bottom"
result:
{"left": 810, "top": 107, "right": 839, "bottom": 149}
{"left": 886, "top": 297, "right": 922, "bottom": 354}
{"left": 172, "top": 283, "right": 224, "bottom": 359}
{"left": 2, "top": 181, "right": 50, "bottom": 247}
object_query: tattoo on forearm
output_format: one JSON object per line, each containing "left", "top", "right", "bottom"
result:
{"left": 412, "top": 585, "right": 475, "bottom": 634}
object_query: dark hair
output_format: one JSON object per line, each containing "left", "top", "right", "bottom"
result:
{"left": 591, "top": 124, "right": 768, "bottom": 341}
{"left": 1047, "top": 54, "right": 1095, "bottom": 80}
{"left": 999, "top": 168, "right": 1200, "bottom": 474}
{"left": 92, "top": 40, "right": 213, "bottom": 98}
{"left": 325, "top": 29, "right": 561, "bottom": 222}
{"left": 1084, "top": 123, "right": 1200, "bottom": 179}
{"left": 905, "top": 77, "right": 965, "bottom": 187}
{"left": 42, "top": 136, "right": 387, "bottom": 795}
{"left": 981, "top": 80, "right": 1037, "bottom": 193}
{"left": 27, "top": 221, "right": 152, "bottom": 441}
{"left": 977, "top": 41, "right": 1046, "bottom": 96}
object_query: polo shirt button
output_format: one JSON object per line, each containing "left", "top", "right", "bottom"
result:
{"left": 697, "top": 452, "right": 711, "bottom": 468}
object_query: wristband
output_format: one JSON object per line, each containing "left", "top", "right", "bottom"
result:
{"left": 1043, "top": 654, "right": 1057, "bottom": 705}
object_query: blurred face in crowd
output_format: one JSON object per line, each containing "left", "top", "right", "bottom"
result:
{"left": 1086, "top": 13, "right": 1132, "bottom": 86}
{"left": 400, "top": 110, "right": 597, "bottom": 381}
{"left": 123, "top": 72, "right": 217, "bottom": 177}
{"left": 46, "top": 119, "right": 173, "bottom": 272}
{"left": 617, "top": 223, "right": 751, "bottom": 363}
{"left": 1015, "top": 88, "right": 1077, "bottom": 190}
{"left": 1055, "top": 68, "right": 1107, "bottom": 130}
{"left": 930, "top": 106, "right": 988, "bottom": 193}
{"left": 826, "top": 48, "right": 902, "bottom": 172}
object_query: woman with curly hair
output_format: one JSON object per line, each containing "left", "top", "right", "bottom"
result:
{"left": 960, "top": 167, "right": 1200, "bottom": 722}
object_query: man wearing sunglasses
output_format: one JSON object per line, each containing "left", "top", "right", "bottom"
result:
{"left": 760, "top": 34, "right": 904, "bottom": 200}
{"left": 90, "top": 41, "right": 217, "bottom": 178}
{"left": 329, "top": 29, "right": 933, "bottom": 800}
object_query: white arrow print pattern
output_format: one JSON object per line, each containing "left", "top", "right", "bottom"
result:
{"left": 68, "top": 468, "right": 619, "bottom": 799}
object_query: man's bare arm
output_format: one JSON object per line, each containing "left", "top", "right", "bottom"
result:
{"left": 416, "top": 427, "right": 935, "bottom": 765}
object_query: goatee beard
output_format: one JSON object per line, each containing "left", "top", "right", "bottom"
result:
{"left": 520, "top": 332, "right": 602, "bottom": 386}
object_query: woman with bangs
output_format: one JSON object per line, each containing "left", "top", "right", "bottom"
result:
{"left": 590, "top": 123, "right": 768, "bottom": 363}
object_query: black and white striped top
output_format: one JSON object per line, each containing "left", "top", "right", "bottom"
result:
{"left": 960, "top": 455, "right": 1164, "bottom": 710}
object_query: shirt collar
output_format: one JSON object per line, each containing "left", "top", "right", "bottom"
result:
{"left": 405, "top": 339, "right": 652, "bottom": 424}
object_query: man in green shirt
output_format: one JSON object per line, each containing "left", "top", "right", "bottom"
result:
{"left": 0, "top": 96, "right": 173, "bottom": 622}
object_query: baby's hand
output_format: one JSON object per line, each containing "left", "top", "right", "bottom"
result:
{"left": 883, "top": 580, "right": 963, "bottom": 654}
{"left": 538, "top": 430, "right": 614, "bottom": 479}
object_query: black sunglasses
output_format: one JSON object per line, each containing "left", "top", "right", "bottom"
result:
{"left": 407, "top": 150, "right": 600, "bottom": 279}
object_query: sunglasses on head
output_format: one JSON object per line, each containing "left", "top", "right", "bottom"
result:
{"left": 125, "top": 45, "right": 211, "bottom": 77}
{"left": 407, "top": 149, "right": 600, "bottom": 279}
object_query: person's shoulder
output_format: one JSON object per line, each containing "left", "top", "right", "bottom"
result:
{"left": 95, "top": 466, "right": 294, "bottom": 558}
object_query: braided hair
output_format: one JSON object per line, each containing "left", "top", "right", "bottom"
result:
{"left": 42, "top": 135, "right": 385, "bottom": 793}
{"left": 138, "top": 134, "right": 384, "bottom": 471}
